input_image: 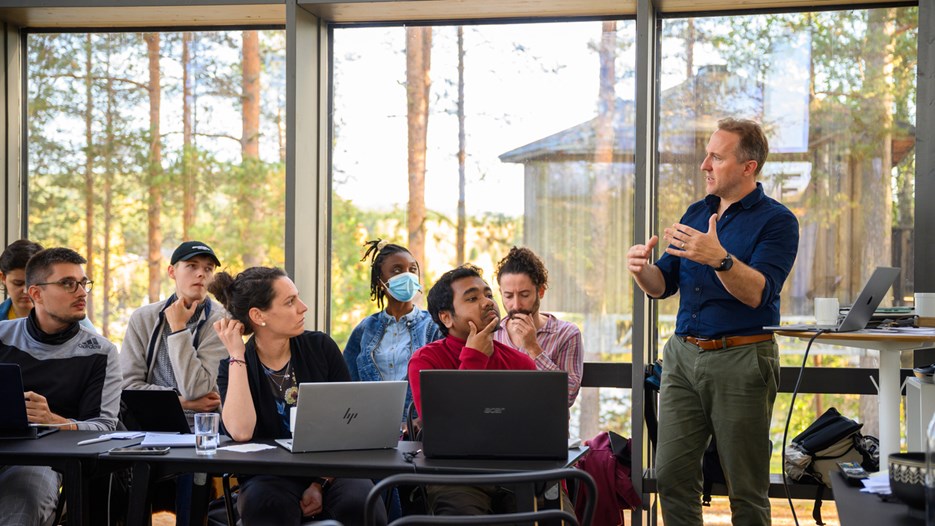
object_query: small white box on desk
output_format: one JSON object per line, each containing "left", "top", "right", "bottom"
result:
{"left": 905, "top": 377, "right": 935, "bottom": 451}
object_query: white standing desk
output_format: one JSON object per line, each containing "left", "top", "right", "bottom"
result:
{"left": 774, "top": 330, "right": 935, "bottom": 463}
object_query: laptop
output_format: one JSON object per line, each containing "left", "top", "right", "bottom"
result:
{"left": 0, "top": 363, "right": 59, "bottom": 439}
{"left": 765, "top": 266, "right": 901, "bottom": 333}
{"left": 275, "top": 381, "right": 407, "bottom": 453}
{"left": 420, "top": 370, "right": 569, "bottom": 460}
{"left": 121, "top": 389, "right": 192, "bottom": 433}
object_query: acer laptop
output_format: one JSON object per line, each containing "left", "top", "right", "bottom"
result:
{"left": 765, "top": 266, "right": 901, "bottom": 333}
{"left": 0, "top": 363, "right": 58, "bottom": 439}
{"left": 420, "top": 370, "right": 568, "bottom": 460}
{"left": 275, "top": 381, "right": 407, "bottom": 453}
{"left": 121, "top": 389, "right": 192, "bottom": 433}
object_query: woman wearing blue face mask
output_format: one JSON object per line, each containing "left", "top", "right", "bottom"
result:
{"left": 343, "top": 239, "right": 443, "bottom": 423}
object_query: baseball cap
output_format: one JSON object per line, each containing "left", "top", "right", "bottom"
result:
{"left": 171, "top": 241, "right": 221, "bottom": 267}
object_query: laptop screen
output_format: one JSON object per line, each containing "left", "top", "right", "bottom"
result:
{"left": 420, "top": 370, "right": 568, "bottom": 460}
{"left": 121, "top": 389, "right": 192, "bottom": 433}
{"left": 0, "top": 363, "right": 30, "bottom": 432}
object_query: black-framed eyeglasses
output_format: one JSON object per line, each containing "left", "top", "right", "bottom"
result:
{"left": 34, "top": 278, "right": 93, "bottom": 293}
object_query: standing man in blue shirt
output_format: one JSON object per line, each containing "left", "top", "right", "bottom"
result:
{"left": 627, "top": 118, "right": 798, "bottom": 526}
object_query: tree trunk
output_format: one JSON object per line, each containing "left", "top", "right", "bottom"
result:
{"left": 406, "top": 27, "right": 431, "bottom": 266}
{"left": 83, "top": 34, "right": 96, "bottom": 323}
{"left": 145, "top": 33, "right": 163, "bottom": 303}
{"left": 685, "top": 19, "right": 694, "bottom": 81}
{"left": 241, "top": 30, "right": 264, "bottom": 267}
{"left": 857, "top": 8, "right": 896, "bottom": 437}
{"left": 103, "top": 38, "right": 115, "bottom": 338}
{"left": 182, "top": 32, "right": 196, "bottom": 240}
{"left": 456, "top": 26, "right": 466, "bottom": 265}
{"left": 580, "top": 20, "right": 618, "bottom": 442}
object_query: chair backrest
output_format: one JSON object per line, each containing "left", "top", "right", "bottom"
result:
{"left": 364, "top": 467, "right": 597, "bottom": 526}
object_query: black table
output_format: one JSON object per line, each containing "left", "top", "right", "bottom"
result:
{"left": 106, "top": 440, "right": 589, "bottom": 526}
{"left": 0, "top": 430, "right": 144, "bottom": 526}
{"left": 830, "top": 471, "right": 924, "bottom": 526}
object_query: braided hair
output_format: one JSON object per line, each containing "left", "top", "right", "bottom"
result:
{"left": 361, "top": 239, "right": 414, "bottom": 309}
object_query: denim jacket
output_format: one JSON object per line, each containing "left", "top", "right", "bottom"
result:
{"left": 344, "top": 307, "right": 443, "bottom": 419}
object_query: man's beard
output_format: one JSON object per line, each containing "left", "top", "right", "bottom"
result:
{"left": 507, "top": 296, "right": 540, "bottom": 320}
{"left": 49, "top": 310, "right": 85, "bottom": 326}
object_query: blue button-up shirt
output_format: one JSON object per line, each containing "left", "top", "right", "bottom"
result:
{"left": 372, "top": 307, "right": 421, "bottom": 382}
{"left": 655, "top": 183, "right": 799, "bottom": 338}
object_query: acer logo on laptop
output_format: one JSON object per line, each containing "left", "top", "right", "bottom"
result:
{"left": 483, "top": 407, "right": 506, "bottom": 414}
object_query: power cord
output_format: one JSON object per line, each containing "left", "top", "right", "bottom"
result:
{"left": 781, "top": 329, "right": 827, "bottom": 526}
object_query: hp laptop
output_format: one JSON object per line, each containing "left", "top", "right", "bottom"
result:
{"left": 121, "top": 389, "right": 192, "bottom": 433}
{"left": 420, "top": 370, "right": 568, "bottom": 460}
{"left": 275, "top": 381, "right": 407, "bottom": 453}
{"left": 765, "top": 266, "right": 901, "bottom": 333}
{"left": 0, "top": 363, "right": 58, "bottom": 439}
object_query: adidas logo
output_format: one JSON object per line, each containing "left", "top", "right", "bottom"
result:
{"left": 77, "top": 338, "right": 101, "bottom": 350}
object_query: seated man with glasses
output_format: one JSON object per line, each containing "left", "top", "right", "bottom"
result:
{"left": 0, "top": 247, "right": 121, "bottom": 526}
{"left": 1, "top": 239, "right": 97, "bottom": 332}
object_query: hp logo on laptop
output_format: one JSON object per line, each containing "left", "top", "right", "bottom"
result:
{"left": 343, "top": 408, "right": 358, "bottom": 424}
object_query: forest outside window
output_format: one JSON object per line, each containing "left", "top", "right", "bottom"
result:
{"left": 331, "top": 20, "right": 636, "bottom": 440}
{"left": 658, "top": 6, "right": 918, "bottom": 461}
{"left": 26, "top": 30, "right": 287, "bottom": 341}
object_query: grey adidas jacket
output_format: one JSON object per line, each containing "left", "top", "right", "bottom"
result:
{"left": 0, "top": 316, "right": 121, "bottom": 431}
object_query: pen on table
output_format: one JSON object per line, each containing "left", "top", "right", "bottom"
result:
{"left": 77, "top": 436, "right": 111, "bottom": 446}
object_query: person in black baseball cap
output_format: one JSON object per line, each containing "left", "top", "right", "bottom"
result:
{"left": 120, "top": 240, "right": 229, "bottom": 522}
{"left": 171, "top": 240, "right": 221, "bottom": 267}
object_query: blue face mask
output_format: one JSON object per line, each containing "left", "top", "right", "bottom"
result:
{"left": 383, "top": 272, "right": 422, "bottom": 303}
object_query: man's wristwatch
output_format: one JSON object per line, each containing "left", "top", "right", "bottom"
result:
{"left": 714, "top": 253, "right": 733, "bottom": 272}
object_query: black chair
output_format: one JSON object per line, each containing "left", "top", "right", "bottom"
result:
{"left": 363, "top": 468, "right": 596, "bottom": 526}
{"left": 404, "top": 401, "right": 421, "bottom": 442}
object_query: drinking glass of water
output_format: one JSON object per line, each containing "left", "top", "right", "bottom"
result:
{"left": 194, "top": 412, "right": 220, "bottom": 456}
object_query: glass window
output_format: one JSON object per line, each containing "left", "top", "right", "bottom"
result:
{"left": 332, "top": 20, "right": 636, "bottom": 439}
{"left": 26, "top": 30, "right": 287, "bottom": 341}
{"left": 659, "top": 5, "right": 918, "bottom": 466}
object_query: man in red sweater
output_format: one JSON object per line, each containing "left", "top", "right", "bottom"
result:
{"left": 407, "top": 264, "right": 537, "bottom": 517}
{"left": 408, "top": 264, "right": 535, "bottom": 416}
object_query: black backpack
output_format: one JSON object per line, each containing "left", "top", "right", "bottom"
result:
{"left": 783, "top": 407, "right": 879, "bottom": 525}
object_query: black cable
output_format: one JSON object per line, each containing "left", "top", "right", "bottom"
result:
{"left": 781, "top": 329, "right": 826, "bottom": 526}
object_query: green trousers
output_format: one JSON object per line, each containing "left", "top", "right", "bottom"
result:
{"left": 655, "top": 335, "right": 779, "bottom": 526}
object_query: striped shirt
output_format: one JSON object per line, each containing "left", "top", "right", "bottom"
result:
{"left": 494, "top": 313, "right": 583, "bottom": 407}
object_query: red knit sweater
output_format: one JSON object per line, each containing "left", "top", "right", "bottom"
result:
{"left": 408, "top": 334, "right": 536, "bottom": 415}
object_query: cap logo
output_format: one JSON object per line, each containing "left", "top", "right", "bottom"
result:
{"left": 192, "top": 245, "right": 211, "bottom": 252}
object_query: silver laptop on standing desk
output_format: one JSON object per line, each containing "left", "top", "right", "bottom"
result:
{"left": 765, "top": 266, "right": 900, "bottom": 333}
{"left": 275, "top": 381, "right": 407, "bottom": 453}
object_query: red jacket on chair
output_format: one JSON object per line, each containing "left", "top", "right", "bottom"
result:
{"left": 575, "top": 431, "right": 642, "bottom": 526}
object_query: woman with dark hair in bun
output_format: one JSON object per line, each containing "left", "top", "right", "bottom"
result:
{"left": 210, "top": 267, "right": 385, "bottom": 526}
{"left": 343, "top": 239, "right": 441, "bottom": 423}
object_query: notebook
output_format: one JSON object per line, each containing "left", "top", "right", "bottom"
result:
{"left": 121, "top": 389, "right": 192, "bottom": 433}
{"left": 765, "top": 266, "right": 901, "bottom": 333}
{"left": 275, "top": 381, "right": 407, "bottom": 453}
{"left": 420, "top": 370, "right": 569, "bottom": 460}
{"left": 0, "top": 363, "right": 59, "bottom": 439}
